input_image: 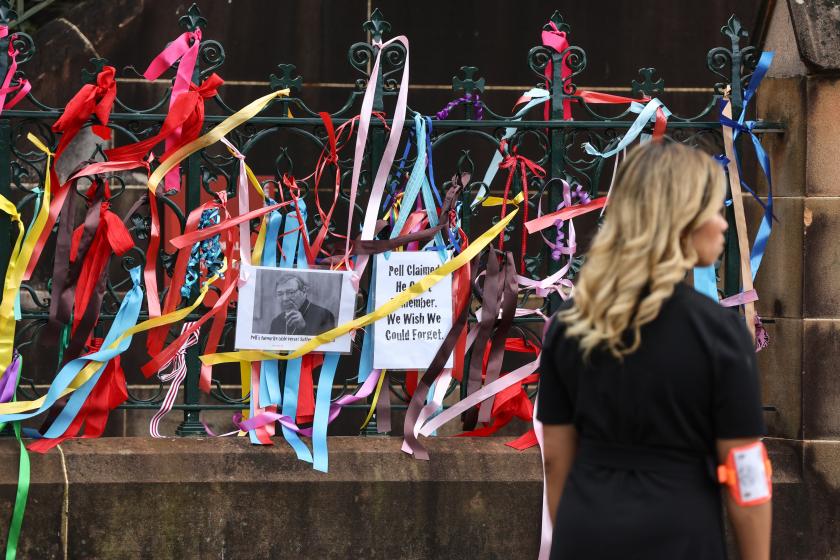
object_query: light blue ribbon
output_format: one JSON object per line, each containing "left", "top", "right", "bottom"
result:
{"left": 258, "top": 210, "right": 284, "bottom": 409}
{"left": 0, "top": 266, "right": 143, "bottom": 426}
{"left": 312, "top": 352, "right": 340, "bottom": 472}
{"left": 693, "top": 265, "right": 719, "bottom": 301}
{"left": 472, "top": 88, "right": 550, "bottom": 208}
{"left": 272, "top": 206, "right": 313, "bottom": 462}
{"left": 582, "top": 98, "right": 671, "bottom": 159}
{"left": 358, "top": 271, "right": 376, "bottom": 383}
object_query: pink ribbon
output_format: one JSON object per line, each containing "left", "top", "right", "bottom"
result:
{"left": 144, "top": 29, "right": 202, "bottom": 191}
{"left": 227, "top": 369, "right": 383, "bottom": 436}
{"left": 0, "top": 26, "right": 31, "bottom": 115}
{"left": 417, "top": 357, "right": 540, "bottom": 437}
{"left": 719, "top": 289, "right": 758, "bottom": 308}
{"left": 149, "top": 323, "right": 200, "bottom": 438}
{"left": 541, "top": 21, "right": 572, "bottom": 120}
{"left": 345, "top": 36, "right": 410, "bottom": 285}
{"left": 525, "top": 196, "right": 608, "bottom": 234}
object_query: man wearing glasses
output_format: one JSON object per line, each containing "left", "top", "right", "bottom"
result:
{"left": 269, "top": 274, "right": 337, "bottom": 336}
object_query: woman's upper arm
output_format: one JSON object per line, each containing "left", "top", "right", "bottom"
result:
{"left": 713, "top": 312, "right": 765, "bottom": 439}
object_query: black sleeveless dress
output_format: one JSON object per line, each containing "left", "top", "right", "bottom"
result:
{"left": 537, "top": 282, "right": 765, "bottom": 560}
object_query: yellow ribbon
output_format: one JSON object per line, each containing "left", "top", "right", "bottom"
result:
{"left": 360, "top": 369, "right": 386, "bottom": 430}
{"left": 0, "top": 267, "right": 223, "bottom": 415}
{"left": 148, "top": 89, "right": 290, "bottom": 195}
{"left": 481, "top": 191, "right": 524, "bottom": 207}
{"left": 201, "top": 208, "right": 518, "bottom": 365}
{"left": 0, "top": 134, "right": 53, "bottom": 376}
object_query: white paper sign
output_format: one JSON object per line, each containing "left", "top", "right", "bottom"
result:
{"left": 373, "top": 252, "right": 453, "bottom": 370}
{"left": 235, "top": 264, "right": 355, "bottom": 353}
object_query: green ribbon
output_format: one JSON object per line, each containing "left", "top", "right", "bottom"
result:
{"left": 1, "top": 355, "right": 29, "bottom": 560}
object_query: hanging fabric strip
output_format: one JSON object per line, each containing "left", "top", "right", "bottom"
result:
{"left": 471, "top": 88, "right": 550, "bottom": 208}
{"left": 150, "top": 323, "right": 199, "bottom": 437}
{"left": 344, "top": 35, "right": 410, "bottom": 280}
{"left": 541, "top": 20, "right": 572, "bottom": 120}
{"left": 0, "top": 27, "right": 32, "bottom": 116}
{"left": 0, "top": 135, "right": 52, "bottom": 378}
{"left": 143, "top": 28, "right": 202, "bottom": 191}
{"left": 312, "top": 353, "right": 340, "bottom": 472}
{"left": 581, "top": 98, "right": 670, "bottom": 159}
{"left": 0, "top": 351, "right": 27, "bottom": 560}
{"left": 0, "top": 263, "right": 223, "bottom": 418}
{"left": 52, "top": 65, "right": 117, "bottom": 159}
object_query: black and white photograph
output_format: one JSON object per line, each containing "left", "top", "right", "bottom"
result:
{"left": 235, "top": 265, "right": 355, "bottom": 353}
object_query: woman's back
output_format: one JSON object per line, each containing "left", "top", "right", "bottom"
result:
{"left": 538, "top": 283, "right": 764, "bottom": 559}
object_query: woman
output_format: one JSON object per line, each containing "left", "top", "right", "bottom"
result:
{"left": 538, "top": 141, "right": 771, "bottom": 560}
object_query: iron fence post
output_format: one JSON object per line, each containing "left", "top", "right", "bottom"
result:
{"left": 176, "top": 16, "right": 207, "bottom": 436}
{"left": 547, "top": 20, "right": 567, "bottom": 316}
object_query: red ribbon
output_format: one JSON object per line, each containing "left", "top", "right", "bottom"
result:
{"left": 52, "top": 66, "right": 117, "bottom": 157}
{"left": 28, "top": 339, "right": 128, "bottom": 453}
{"left": 69, "top": 181, "right": 133, "bottom": 336}
{"left": 497, "top": 143, "right": 545, "bottom": 273}
{"left": 105, "top": 73, "right": 223, "bottom": 170}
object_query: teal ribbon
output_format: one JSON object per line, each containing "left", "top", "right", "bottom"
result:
{"left": 14, "top": 188, "right": 43, "bottom": 321}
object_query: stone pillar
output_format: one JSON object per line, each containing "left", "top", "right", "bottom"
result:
{"left": 755, "top": 1, "right": 840, "bottom": 557}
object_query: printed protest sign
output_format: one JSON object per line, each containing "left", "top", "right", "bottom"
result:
{"left": 373, "top": 252, "right": 453, "bottom": 369}
{"left": 235, "top": 265, "right": 355, "bottom": 353}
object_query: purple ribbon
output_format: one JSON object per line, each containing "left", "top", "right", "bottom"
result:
{"left": 0, "top": 353, "right": 21, "bottom": 403}
{"left": 436, "top": 93, "right": 483, "bottom": 120}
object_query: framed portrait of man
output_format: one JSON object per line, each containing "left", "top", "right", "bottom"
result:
{"left": 235, "top": 265, "right": 355, "bottom": 352}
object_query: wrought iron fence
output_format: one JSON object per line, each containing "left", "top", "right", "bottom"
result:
{"left": 0, "top": 4, "right": 781, "bottom": 436}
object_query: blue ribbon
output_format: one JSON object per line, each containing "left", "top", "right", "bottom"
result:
{"left": 0, "top": 266, "right": 144, "bottom": 426}
{"left": 719, "top": 51, "right": 775, "bottom": 280}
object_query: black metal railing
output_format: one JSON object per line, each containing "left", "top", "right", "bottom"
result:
{"left": 0, "top": 4, "right": 781, "bottom": 435}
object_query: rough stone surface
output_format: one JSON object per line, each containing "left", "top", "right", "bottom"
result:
{"left": 0, "top": 437, "right": 822, "bottom": 559}
{"left": 746, "top": 196, "right": 804, "bottom": 319}
{"left": 756, "top": 318, "right": 802, "bottom": 439}
{"left": 787, "top": 0, "right": 840, "bottom": 73}
{"left": 0, "top": 437, "right": 543, "bottom": 559}
{"left": 802, "top": 319, "right": 840, "bottom": 439}
{"left": 756, "top": 78, "right": 807, "bottom": 198}
{"left": 805, "top": 77, "right": 840, "bottom": 196}
{"left": 803, "top": 198, "right": 840, "bottom": 317}
{"left": 764, "top": 1, "right": 809, "bottom": 78}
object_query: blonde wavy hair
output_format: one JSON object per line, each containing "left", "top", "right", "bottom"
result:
{"left": 560, "top": 141, "right": 725, "bottom": 359}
